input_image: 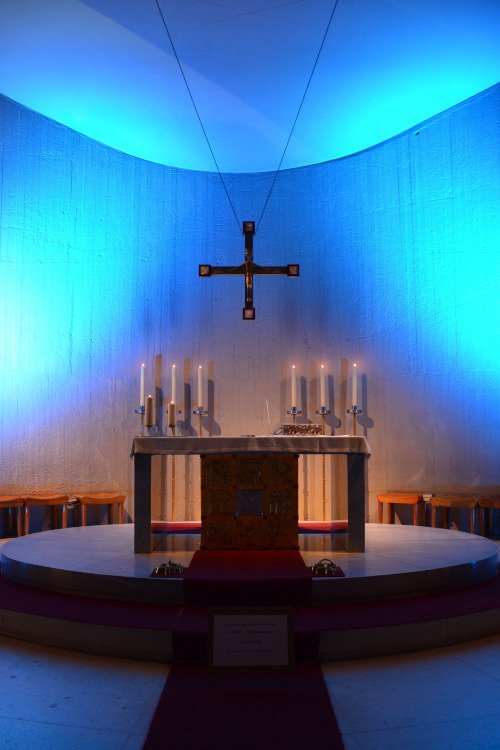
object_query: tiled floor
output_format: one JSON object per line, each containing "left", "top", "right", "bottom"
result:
{"left": 0, "top": 634, "right": 168, "bottom": 750}
{"left": 2, "top": 631, "right": 500, "bottom": 749}
{"left": 323, "top": 635, "right": 500, "bottom": 750}
{"left": 324, "top": 539, "right": 500, "bottom": 750}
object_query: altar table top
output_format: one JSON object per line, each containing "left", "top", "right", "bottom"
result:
{"left": 131, "top": 435, "right": 371, "bottom": 457}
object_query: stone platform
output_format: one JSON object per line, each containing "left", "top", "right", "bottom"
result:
{"left": 1, "top": 524, "right": 499, "bottom": 663}
{"left": 1, "top": 523, "right": 497, "bottom": 605}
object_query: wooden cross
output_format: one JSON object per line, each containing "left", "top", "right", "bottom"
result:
{"left": 199, "top": 221, "right": 299, "bottom": 319}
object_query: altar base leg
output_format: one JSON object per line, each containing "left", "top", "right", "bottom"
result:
{"left": 346, "top": 453, "right": 367, "bottom": 552}
{"left": 134, "top": 453, "right": 152, "bottom": 553}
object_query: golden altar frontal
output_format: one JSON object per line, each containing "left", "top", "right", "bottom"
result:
{"left": 200, "top": 452, "right": 298, "bottom": 550}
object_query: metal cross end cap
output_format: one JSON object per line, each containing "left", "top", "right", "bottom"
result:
{"left": 242, "top": 307, "right": 255, "bottom": 320}
{"left": 242, "top": 220, "right": 255, "bottom": 235}
{"left": 287, "top": 264, "right": 299, "bottom": 276}
{"left": 199, "top": 264, "right": 212, "bottom": 276}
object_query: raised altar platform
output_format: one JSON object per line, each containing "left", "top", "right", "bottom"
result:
{"left": 1, "top": 524, "right": 499, "bottom": 662}
{"left": 1, "top": 523, "right": 497, "bottom": 605}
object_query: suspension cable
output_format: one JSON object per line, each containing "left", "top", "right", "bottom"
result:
{"left": 257, "top": 0, "right": 341, "bottom": 230}
{"left": 154, "top": 0, "right": 240, "bottom": 229}
{"left": 154, "top": 0, "right": 341, "bottom": 233}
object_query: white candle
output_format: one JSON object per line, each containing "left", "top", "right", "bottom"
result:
{"left": 291, "top": 365, "right": 297, "bottom": 407}
{"left": 171, "top": 364, "right": 176, "bottom": 404}
{"left": 352, "top": 363, "right": 358, "bottom": 406}
{"left": 198, "top": 365, "right": 203, "bottom": 407}
{"left": 140, "top": 363, "right": 145, "bottom": 407}
{"left": 320, "top": 365, "right": 326, "bottom": 408}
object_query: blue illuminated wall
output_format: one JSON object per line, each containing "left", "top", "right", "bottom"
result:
{"left": 0, "top": 84, "right": 498, "bottom": 521}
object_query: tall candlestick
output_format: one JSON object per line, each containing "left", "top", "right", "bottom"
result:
{"left": 171, "top": 364, "right": 176, "bottom": 404}
{"left": 198, "top": 365, "right": 203, "bottom": 408}
{"left": 291, "top": 365, "right": 297, "bottom": 408}
{"left": 168, "top": 401, "right": 176, "bottom": 428}
{"left": 352, "top": 363, "right": 358, "bottom": 406}
{"left": 145, "top": 395, "right": 154, "bottom": 427}
{"left": 320, "top": 365, "right": 326, "bottom": 408}
{"left": 140, "top": 363, "right": 145, "bottom": 408}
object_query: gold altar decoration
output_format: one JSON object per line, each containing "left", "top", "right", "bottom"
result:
{"left": 279, "top": 424, "right": 323, "bottom": 435}
{"left": 200, "top": 452, "right": 299, "bottom": 550}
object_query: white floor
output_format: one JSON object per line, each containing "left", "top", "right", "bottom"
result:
{"left": 324, "top": 635, "right": 500, "bottom": 750}
{"left": 1, "top": 631, "right": 500, "bottom": 749}
{"left": 0, "top": 634, "right": 168, "bottom": 750}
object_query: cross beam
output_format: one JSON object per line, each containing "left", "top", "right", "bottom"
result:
{"left": 199, "top": 221, "right": 299, "bottom": 319}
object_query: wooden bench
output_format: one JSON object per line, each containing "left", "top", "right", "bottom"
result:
{"left": 377, "top": 492, "right": 425, "bottom": 525}
{"left": 429, "top": 494, "right": 478, "bottom": 534}
{"left": 478, "top": 496, "right": 500, "bottom": 537}
{"left": 0, "top": 495, "right": 25, "bottom": 537}
{"left": 23, "top": 493, "right": 70, "bottom": 535}
{"left": 73, "top": 492, "right": 126, "bottom": 526}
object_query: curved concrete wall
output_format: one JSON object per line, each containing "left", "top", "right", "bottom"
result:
{"left": 0, "top": 84, "right": 498, "bottom": 524}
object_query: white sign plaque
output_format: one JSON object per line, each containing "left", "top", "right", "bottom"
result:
{"left": 209, "top": 607, "right": 293, "bottom": 672}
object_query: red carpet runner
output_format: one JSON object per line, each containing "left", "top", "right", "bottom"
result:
{"left": 183, "top": 549, "right": 312, "bottom": 606}
{"left": 144, "top": 550, "right": 344, "bottom": 749}
{"left": 143, "top": 662, "right": 344, "bottom": 750}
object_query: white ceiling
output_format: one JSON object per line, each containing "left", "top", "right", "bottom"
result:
{"left": 1, "top": 0, "right": 499, "bottom": 171}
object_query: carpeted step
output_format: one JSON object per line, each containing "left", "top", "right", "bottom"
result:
{"left": 183, "top": 550, "right": 312, "bottom": 606}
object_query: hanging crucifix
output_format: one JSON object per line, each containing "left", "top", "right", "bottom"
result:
{"left": 199, "top": 221, "right": 299, "bottom": 320}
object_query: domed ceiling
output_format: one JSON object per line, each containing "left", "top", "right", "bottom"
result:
{"left": 1, "top": 0, "right": 499, "bottom": 172}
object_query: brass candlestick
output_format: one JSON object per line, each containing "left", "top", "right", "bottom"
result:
{"left": 167, "top": 405, "right": 180, "bottom": 520}
{"left": 193, "top": 406, "right": 208, "bottom": 436}
{"left": 170, "top": 454, "right": 176, "bottom": 521}
{"left": 316, "top": 407, "right": 330, "bottom": 522}
{"left": 347, "top": 405, "right": 362, "bottom": 436}
{"left": 286, "top": 406, "right": 301, "bottom": 425}
{"left": 315, "top": 406, "right": 330, "bottom": 433}
{"left": 134, "top": 405, "right": 145, "bottom": 436}
{"left": 169, "top": 419, "right": 177, "bottom": 520}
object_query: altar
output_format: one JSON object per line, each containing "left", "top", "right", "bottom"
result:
{"left": 131, "top": 435, "right": 371, "bottom": 553}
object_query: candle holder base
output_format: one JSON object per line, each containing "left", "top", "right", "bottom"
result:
{"left": 315, "top": 407, "right": 330, "bottom": 417}
{"left": 347, "top": 405, "right": 363, "bottom": 437}
{"left": 135, "top": 405, "right": 146, "bottom": 436}
{"left": 287, "top": 407, "right": 301, "bottom": 426}
{"left": 316, "top": 409, "right": 330, "bottom": 437}
{"left": 193, "top": 407, "right": 208, "bottom": 437}
{"left": 347, "top": 406, "right": 363, "bottom": 416}
{"left": 193, "top": 407, "right": 208, "bottom": 416}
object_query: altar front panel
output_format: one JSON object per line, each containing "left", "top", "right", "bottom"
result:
{"left": 200, "top": 453, "right": 299, "bottom": 550}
